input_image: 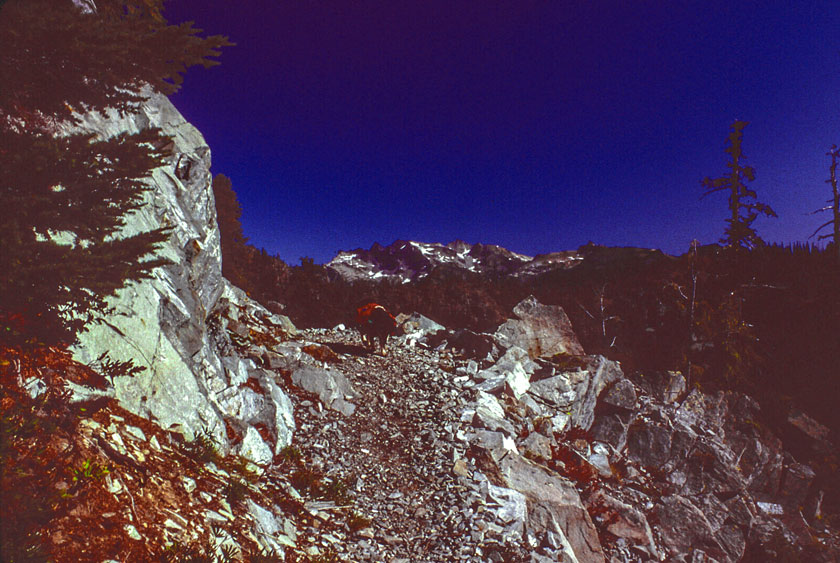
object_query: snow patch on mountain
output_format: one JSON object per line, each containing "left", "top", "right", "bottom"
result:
{"left": 327, "top": 240, "right": 582, "bottom": 283}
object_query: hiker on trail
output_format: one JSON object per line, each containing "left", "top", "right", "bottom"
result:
{"left": 356, "top": 302, "right": 399, "bottom": 355}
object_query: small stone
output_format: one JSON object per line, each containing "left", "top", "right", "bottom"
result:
{"left": 453, "top": 458, "right": 471, "bottom": 477}
{"left": 757, "top": 502, "right": 784, "bottom": 515}
{"left": 383, "top": 534, "right": 402, "bottom": 545}
{"left": 149, "top": 435, "right": 162, "bottom": 451}
{"left": 601, "top": 379, "right": 637, "bottom": 410}
{"left": 588, "top": 451, "right": 613, "bottom": 478}
{"left": 205, "top": 510, "right": 228, "bottom": 523}
{"left": 79, "top": 419, "right": 102, "bottom": 432}
{"left": 283, "top": 518, "right": 298, "bottom": 541}
{"left": 238, "top": 426, "right": 273, "bottom": 465}
{"left": 124, "top": 524, "right": 142, "bottom": 540}
{"left": 105, "top": 475, "right": 122, "bottom": 494}
{"left": 788, "top": 409, "right": 831, "bottom": 442}
{"left": 123, "top": 425, "right": 147, "bottom": 442}
{"left": 218, "top": 499, "right": 235, "bottom": 520}
{"left": 163, "top": 518, "right": 183, "bottom": 530}
{"left": 182, "top": 476, "right": 196, "bottom": 493}
{"left": 109, "top": 432, "right": 128, "bottom": 456}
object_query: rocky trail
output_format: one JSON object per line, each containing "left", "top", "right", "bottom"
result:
{"left": 11, "top": 296, "right": 839, "bottom": 562}
{"left": 281, "top": 327, "right": 532, "bottom": 562}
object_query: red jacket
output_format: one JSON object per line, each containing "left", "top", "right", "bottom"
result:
{"left": 356, "top": 303, "right": 397, "bottom": 337}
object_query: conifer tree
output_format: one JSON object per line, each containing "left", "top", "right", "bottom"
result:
{"left": 810, "top": 144, "right": 840, "bottom": 259}
{"left": 212, "top": 173, "right": 251, "bottom": 289}
{"left": 701, "top": 120, "right": 777, "bottom": 250}
{"left": 0, "top": 0, "right": 231, "bottom": 345}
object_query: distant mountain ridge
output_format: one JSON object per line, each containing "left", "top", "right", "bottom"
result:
{"left": 326, "top": 239, "right": 585, "bottom": 282}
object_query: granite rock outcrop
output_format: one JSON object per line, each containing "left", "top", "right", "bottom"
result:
{"left": 68, "top": 92, "right": 297, "bottom": 463}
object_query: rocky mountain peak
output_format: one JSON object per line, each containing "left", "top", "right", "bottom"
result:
{"left": 326, "top": 239, "right": 582, "bottom": 283}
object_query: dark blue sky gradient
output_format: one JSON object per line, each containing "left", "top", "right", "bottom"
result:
{"left": 164, "top": 1, "right": 839, "bottom": 264}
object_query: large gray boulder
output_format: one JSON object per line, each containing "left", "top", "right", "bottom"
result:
{"left": 527, "top": 355, "right": 622, "bottom": 430}
{"left": 584, "top": 490, "right": 658, "bottom": 558}
{"left": 655, "top": 495, "right": 734, "bottom": 561}
{"left": 474, "top": 345, "right": 537, "bottom": 398}
{"left": 396, "top": 312, "right": 444, "bottom": 341}
{"left": 501, "top": 454, "right": 605, "bottom": 563}
{"left": 625, "top": 419, "right": 672, "bottom": 468}
{"left": 494, "top": 296, "right": 584, "bottom": 358}
{"left": 68, "top": 92, "right": 295, "bottom": 458}
{"left": 291, "top": 365, "right": 359, "bottom": 416}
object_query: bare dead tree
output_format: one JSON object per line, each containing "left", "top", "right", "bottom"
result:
{"left": 810, "top": 144, "right": 840, "bottom": 259}
{"left": 577, "top": 284, "right": 619, "bottom": 348}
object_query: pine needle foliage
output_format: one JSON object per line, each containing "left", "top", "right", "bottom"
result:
{"left": 701, "top": 120, "right": 777, "bottom": 250}
{"left": 0, "top": 0, "right": 231, "bottom": 345}
{"left": 0, "top": 0, "right": 231, "bottom": 127}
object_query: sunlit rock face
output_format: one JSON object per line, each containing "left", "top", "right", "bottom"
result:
{"left": 494, "top": 295, "right": 585, "bottom": 359}
{"left": 69, "top": 92, "right": 294, "bottom": 459}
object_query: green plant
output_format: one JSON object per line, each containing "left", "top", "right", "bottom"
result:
{"left": 275, "top": 495, "right": 305, "bottom": 517}
{"left": 228, "top": 455, "right": 260, "bottom": 483}
{"left": 160, "top": 542, "right": 210, "bottom": 563}
{"left": 690, "top": 291, "right": 762, "bottom": 388}
{"left": 93, "top": 352, "right": 146, "bottom": 380}
{"left": 157, "top": 526, "right": 243, "bottom": 563}
{"left": 482, "top": 544, "right": 529, "bottom": 563}
{"left": 250, "top": 547, "right": 283, "bottom": 562}
{"left": 307, "top": 548, "right": 340, "bottom": 563}
{"left": 183, "top": 427, "right": 223, "bottom": 466}
{"left": 71, "top": 459, "right": 109, "bottom": 483}
{"left": 224, "top": 478, "right": 249, "bottom": 506}
{"left": 321, "top": 476, "right": 353, "bottom": 505}
{"left": 278, "top": 445, "right": 303, "bottom": 465}
{"left": 547, "top": 353, "right": 589, "bottom": 372}
{"left": 1, "top": 348, "right": 84, "bottom": 560}
{"left": 217, "top": 544, "right": 240, "bottom": 563}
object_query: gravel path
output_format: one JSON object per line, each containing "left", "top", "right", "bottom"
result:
{"left": 279, "top": 328, "right": 529, "bottom": 562}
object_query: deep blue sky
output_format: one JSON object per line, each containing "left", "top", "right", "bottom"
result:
{"left": 164, "top": 1, "right": 839, "bottom": 264}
